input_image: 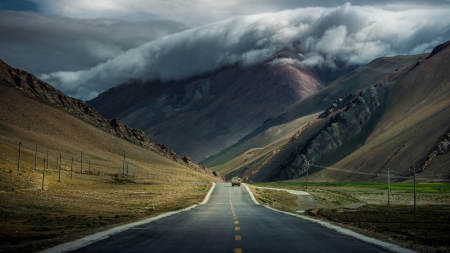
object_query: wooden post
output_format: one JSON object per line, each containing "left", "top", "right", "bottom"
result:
{"left": 42, "top": 157, "right": 46, "bottom": 190}
{"left": 35, "top": 145, "right": 37, "bottom": 170}
{"left": 413, "top": 166, "right": 417, "bottom": 213}
{"left": 71, "top": 157, "right": 73, "bottom": 180}
{"left": 58, "top": 154, "right": 61, "bottom": 182}
{"left": 80, "top": 151, "right": 83, "bottom": 173}
{"left": 123, "top": 150, "right": 126, "bottom": 175}
{"left": 17, "top": 142, "right": 22, "bottom": 171}
{"left": 46, "top": 148, "right": 49, "bottom": 170}
{"left": 387, "top": 168, "right": 391, "bottom": 205}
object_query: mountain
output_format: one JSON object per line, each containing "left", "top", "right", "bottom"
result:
{"left": 88, "top": 52, "right": 356, "bottom": 162}
{"left": 0, "top": 59, "right": 219, "bottom": 178}
{"left": 236, "top": 41, "right": 450, "bottom": 182}
{"left": 201, "top": 54, "right": 425, "bottom": 175}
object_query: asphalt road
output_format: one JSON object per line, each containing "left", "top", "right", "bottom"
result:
{"left": 71, "top": 183, "right": 391, "bottom": 253}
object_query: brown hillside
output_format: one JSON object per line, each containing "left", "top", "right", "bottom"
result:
{"left": 0, "top": 59, "right": 221, "bottom": 252}
{"left": 0, "top": 59, "right": 218, "bottom": 176}
{"left": 330, "top": 41, "right": 450, "bottom": 181}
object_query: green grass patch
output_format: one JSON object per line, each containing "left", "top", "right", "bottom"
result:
{"left": 249, "top": 182, "right": 450, "bottom": 193}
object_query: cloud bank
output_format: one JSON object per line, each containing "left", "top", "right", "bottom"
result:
{"left": 31, "top": 0, "right": 450, "bottom": 26}
{"left": 35, "top": 4, "right": 450, "bottom": 100}
{"left": 0, "top": 10, "right": 187, "bottom": 74}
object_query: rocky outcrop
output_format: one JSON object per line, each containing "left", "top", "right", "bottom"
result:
{"left": 272, "top": 83, "right": 389, "bottom": 180}
{"left": 0, "top": 59, "right": 222, "bottom": 179}
{"left": 421, "top": 132, "right": 450, "bottom": 171}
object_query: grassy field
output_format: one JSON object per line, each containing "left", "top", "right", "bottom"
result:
{"left": 251, "top": 181, "right": 450, "bottom": 193}
{"left": 0, "top": 140, "right": 217, "bottom": 253}
{"left": 248, "top": 182, "right": 450, "bottom": 252}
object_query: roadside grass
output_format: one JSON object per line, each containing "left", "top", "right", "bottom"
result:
{"left": 250, "top": 181, "right": 450, "bottom": 193}
{"left": 0, "top": 146, "right": 215, "bottom": 253}
{"left": 247, "top": 181, "right": 450, "bottom": 252}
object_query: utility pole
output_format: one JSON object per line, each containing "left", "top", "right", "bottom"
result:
{"left": 17, "top": 142, "right": 22, "bottom": 171}
{"left": 408, "top": 166, "right": 417, "bottom": 213}
{"left": 413, "top": 166, "right": 417, "bottom": 213}
{"left": 387, "top": 168, "right": 391, "bottom": 205}
{"left": 305, "top": 159, "right": 310, "bottom": 191}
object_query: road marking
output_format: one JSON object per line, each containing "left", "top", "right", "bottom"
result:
{"left": 235, "top": 235, "right": 241, "bottom": 241}
{"left": 234, "top": 221, "right": 239, "bottom": 224}
{"left": 235, "top": 227, "right": 240, "bottom": 231}
{"left": 234, "top": 248, "right": 242, "bottom": 253}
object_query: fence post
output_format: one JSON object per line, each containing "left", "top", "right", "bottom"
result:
{"left": 413, "top": 166, "right": 417, "bottom": 213}
{"left": 58, "top": 154, "right": 61, "bottom": 182}
{"left": 42, "top": 157, "right": 46, "bottom": 190}
{"left": 35, "top": 145, "right": 37, "bottom": 170}
{"left": 17, "top": 142, "right": 22, "bottom": 172}
{"left": 123, "top": 150, "right": 126, "bottom": 175}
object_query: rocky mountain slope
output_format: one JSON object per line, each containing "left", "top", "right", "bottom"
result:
{"left": 0, "top": 59, "right": 219, "bottom": 177}
{"left": 245, "top": 41, "right": 450, "bottom": 182}
{"left": 88, "top": 52, "right": 355, "bottom": 162}
{"left": 201, "top": 54, "right": 425, "bottom": 173}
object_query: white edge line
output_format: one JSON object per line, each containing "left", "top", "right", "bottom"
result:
{"left": 242, "top": 183, "right": 416, "bottom": 253}
{"left": 200, "top": 182, "right": 216, "bottom": 205}
{"left": 40, "top": 182, "right": 216, "bottom": 253}
{"left": 243, "top": 183, "right": 259, "bottom": 205}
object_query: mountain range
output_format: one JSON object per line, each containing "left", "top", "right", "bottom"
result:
{"left": 2, "top": 39, "right": 449, "bottom": 184}
{"left": 204, "top": 41, "right": 450, "bottom": 182}
{"left": 87, "top": 51, "right": 357, "bottom": 162}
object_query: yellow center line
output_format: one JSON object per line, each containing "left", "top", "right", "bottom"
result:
{"left": 235, "top": 227, "right": 240, "bottom": 231}
{"left": 235, "top": 235, "right": 241, "bottom": 241}
{"left": 234, "top": 221, "right": 239, "bottom": 224}
{"left": 234, "top": 248, "right": 242, "bottom": 253}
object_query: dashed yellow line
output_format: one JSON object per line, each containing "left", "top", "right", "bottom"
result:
{"left": 231, "top": 186, "right": 242, "bottom": 253}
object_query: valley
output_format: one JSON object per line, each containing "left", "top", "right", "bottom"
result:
{"left": 0, "top": 26, "right": 449, "bottom": 253}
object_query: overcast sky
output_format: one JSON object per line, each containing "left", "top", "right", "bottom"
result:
{"left": 1, "top": 0, "right": 450, "bottom": 100}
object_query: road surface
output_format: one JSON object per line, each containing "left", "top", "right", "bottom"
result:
{"left": 71, "top": 182, "right": 391, "bottom": 253}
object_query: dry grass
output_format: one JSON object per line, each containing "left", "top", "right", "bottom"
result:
{"left": 248, "top": 183, "right": 450, "bottom": 252}
{"left": 0, "top": 149, "right": 214, "bottom": 253}
{"left": 0, "top": 85, "right": 217, "bottom": 252}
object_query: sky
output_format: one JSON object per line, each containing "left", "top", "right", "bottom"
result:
{"left": 1, "top": 0, "right": 450, "bottom": 100}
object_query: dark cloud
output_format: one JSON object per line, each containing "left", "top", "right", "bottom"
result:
{"left": 0, "top": 10, "right": 188, "bottom": 74}
{"left": 36, "top": 4, "right": 450, "bottom": 100}
{"left": 0, "top": 0, "right": 38, "bottom": 12}
{"left": 29, "top": 0, "right": 450, "bottom": 26}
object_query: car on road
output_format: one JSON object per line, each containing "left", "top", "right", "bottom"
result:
{"left": 231, "top": 177, "right": 241, "bottom": 187}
